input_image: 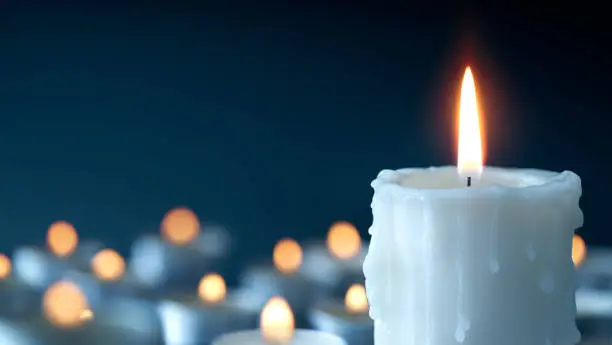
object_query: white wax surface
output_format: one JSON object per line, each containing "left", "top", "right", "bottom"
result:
{"left": 364, "top": 166, "right": 583, "bottom": 345}
{"left": 212, "top": 329, "right": 347, "bottom": 345}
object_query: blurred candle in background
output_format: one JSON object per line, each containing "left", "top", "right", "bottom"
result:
{"left": 0, "top": 253, "right": 39, "bottom": 318}
{"left": 238, "top": 238, "right": 317, "bottom": 326}
{"left": 12, "top": 221, "right": 104, "bottom": 290}
{"left": 212, "top": 296, "right": 347, "bottom": 345}
{"left": 128, "top": 207, "right": 230, "bottom": 291}
{"left": 158, "top": 272, "right": 258, "bottom": 344}
{"left": 300, "top": 222, "right": 366, "bottom": 296}
{"left": 309, "top": 283, "right": 373, "bottom": 345}
{"left": 0, "top": 280, "right": 155, "bottom": 345}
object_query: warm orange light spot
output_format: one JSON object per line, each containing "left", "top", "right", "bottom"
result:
{"left": 260, "top": 296, "right": 294, "bottom": 343}
{"left": 47, "top": 221, "right": 79, "bottom": 257}
{"left": 327, "top": 221, "right": 361, "bottom": 260}
{"left": 198, "top": 273, "right": 226, "bottom": 304}
{"left": 91, "top": 249, "right": 126, "bottom": 281}
{"left": 0, "top": 253, "right": 11, "bottom": 279}
{"left": 273, "top": 238, "right": 303, "bottom": 274}
{"left": 457, "top": 66, "right": 484, "bottom": 176}
{"left": 161, "top": 207, "right": 200, "bottom": 245}
{"left": 42, "top": 280, "right": 90, "bottom": 328}
{"left": 345, "top": 283, "right": 368, "bottom": 313}
{"left": 572, "top": 234, "right": 587, "bottom": 267}
{"left": 80, "top": 309, "right": 94, "bottom": 321}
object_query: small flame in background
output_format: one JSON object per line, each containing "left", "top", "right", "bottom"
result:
{"left": 260, "top": 296, "right": 295, "bottom": 344}
{"left": 572, "top": 234, "right": 587, "bottom": 267}
{"left": 42, "top": 280, "right": 90, "bottom": 328}
{"left": 161, "top": 207, "right": 200, "bottom": 246}
{"left": 327, "top": 221, "right": 361, "bottom": 260}
{"left": 0, "top": 253, "right": 11, "bottom": 279}
{"left": 91, "top": 249, "right": 126, "bottom": 281}
{"left": 457, "top": 66, "right": 484, "bottom": 176}
{"left": 345, "top": 283, "right": 368, "bottom": 313}
{"left": 273, "top": 238, "right": 303, "bottom": 274}
{"left": 47, "top": 221, "right": 79, "bottom": 257}
{"left": 198, "top": 273, "right": 226, "bottom": 304}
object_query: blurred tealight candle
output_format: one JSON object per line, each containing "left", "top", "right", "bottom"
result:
{"left": 0, "top": 253, "right": 39, "bottom": 318}
{"left": 573, "top": 236, "right": 612, "bottom": 339}
{"left": 0, "top": 280, "right": 155, "bottom": 345}
{"left": 12, "top": 221, "right": 104, "bottom": 289}
{"left": 300, "top": 221, "right": 366, "bottom": 296}
{"left": 308, "top": 283, "right": 373, "bottom": 345}
{"left": 212, "top": 296, "right": 347, "bottom": 345}
{"left": 239, "top": 238, "right": 318, "bottom": 325}
{"left": 128, "top": 207, "right": 230, "bottom": 291}
{"left": 158, "top": 272, "right": 259, "bottom": 344}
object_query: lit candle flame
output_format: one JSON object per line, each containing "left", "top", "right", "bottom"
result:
{"left": 42, "top": 280, "right": 90, "bottom": 328}
{"left": 273, "top": 238, "right": 303, "bottom": 274}
{"left": 47, "top": 221, "right": 79, "bottom": 257}
{"left": 345, "top": 283, "right": 368, "bottom": 313}
{"left": 0, "top": 253, "right": 11, "bottom": 279}
{"left": 260, "top": 296, "right": 294, "bottom": 344}
{"left": 198, "top": 273, "right": 227, "bottom": 304}
{"left": 91, "top": 249, "right": 126, "bottom": 281}
{"left": 457, "top": 66, "right": 484, "bottom": 178}
{"left": 572, "top": 234, "right": 587, "bottom": 267}
{"left": 80, "top": 309, "right": 94, "bottom": 321}
{"left": 327, "top": 221, "right": 361, "bottom": 260}
{"left": 161, "top": 207, "right": 200, "bottom": 246}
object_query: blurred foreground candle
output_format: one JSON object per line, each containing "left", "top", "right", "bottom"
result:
{"left": 57, "top": 248, "right": 163, "bottom": 340}
{"left": 158, "top": 272, "right": 258, "bottom": 344}
{"left": 0, "top": 253, "right": 39, "bottom": 317}
{"left": 212, "top": 296, "right": 347, "bottom": 345}
{"left": 309, "top": 283, "right": 373, "bottom": 345}
{"left": 363, "top": 67, "right": 583, "bottom": 345}
{"left": 0, "top": 280, "right": 156, "bottom": 345}
{"left": 300, "top": 222, "right": 366, "bottom": 296}
{"left": 239, "top": 238, "right": 317, "bottom": 324}
{"left": 12, "top": 221, "right": 104, "bottom": 289}
{"left": 129, "top": 207, "right": 230, "bottom": 290}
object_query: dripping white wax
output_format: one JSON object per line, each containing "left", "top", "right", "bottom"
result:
{"left": 363, "top": 166, "right": 583, "bottom": 345}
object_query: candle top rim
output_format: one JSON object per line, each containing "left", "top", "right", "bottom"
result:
{"left": 372, "top": 166, "right": 581, "bottom": 199}
{"left": 212, "top": 329, "right": 348, "bottom": 345}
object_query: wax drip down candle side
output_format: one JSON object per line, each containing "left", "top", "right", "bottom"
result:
{"left": 363, "top": 66, "right": 583, "bottom": 345}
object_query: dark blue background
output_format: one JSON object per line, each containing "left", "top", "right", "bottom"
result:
{"left": 0, "top": 4, "right": 609, "bottom": 257}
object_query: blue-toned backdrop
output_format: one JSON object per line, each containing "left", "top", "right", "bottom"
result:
{"left": 0, "top": 5, "right": 609, "bottom": 259}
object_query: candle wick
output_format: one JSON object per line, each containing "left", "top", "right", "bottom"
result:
{"left": 466, "top": 176, "right": 472, "bottom": 187}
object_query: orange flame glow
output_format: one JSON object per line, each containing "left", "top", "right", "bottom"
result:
{"left": 457, "top": 67, "right": 484, "bottom": 176}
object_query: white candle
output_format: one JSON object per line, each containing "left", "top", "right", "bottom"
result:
{"left": 300, "top": 222, "right": 366, "bottom": 293}
{"left": 128, "top": 207, "right": 229, "bottom": 290}
{"left": 0, "top": 280, "right": 156, "bottom": 345}
{"left": 12, "top": 221, "right": 104, "bottom": 289}
{"left": 0, "top": 254, "right": 39, "bottom": 318}
{"left": 309, "top": 283, "right": 373, "bottom": 345}
{"left": 211, "top": 296, "right": 347, "bottom": 345}
{"left": 363, "top": 67, "right": 583, "bottom": 345}
{"left": 239, "top": 238, "right": 317, "bottom": 321}
{"left": 158, "top": 272, "right": 258, "bottom": 344}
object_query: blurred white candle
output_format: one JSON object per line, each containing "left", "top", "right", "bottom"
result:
{"left": 239, "top": 238, "right": 317, "bottom": 320}
{"left": 12, "top": 221, "right": 104, "bottom": 289}
{"left": 128, "top": 207, "right": 229, "bottom": 290}
{"left": 0, "top": 280, "right": 155, "bottom": 345}
{"left": 300, "top": 222, "right": 366, "bottom": 294}
{"left": 309, "top": 283, "right": 373, "bottom": 345}
{"left": 212, "top": 296, "right": 347, "bottom": 345}
{"left": 364, "top": 67, "right": 583, "bottom": 345}
{"left": 0, "top": 253, "right": 39, "bottom": 318}
{"left": 158, "top": 273, "right": 258, "bottom": 344}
